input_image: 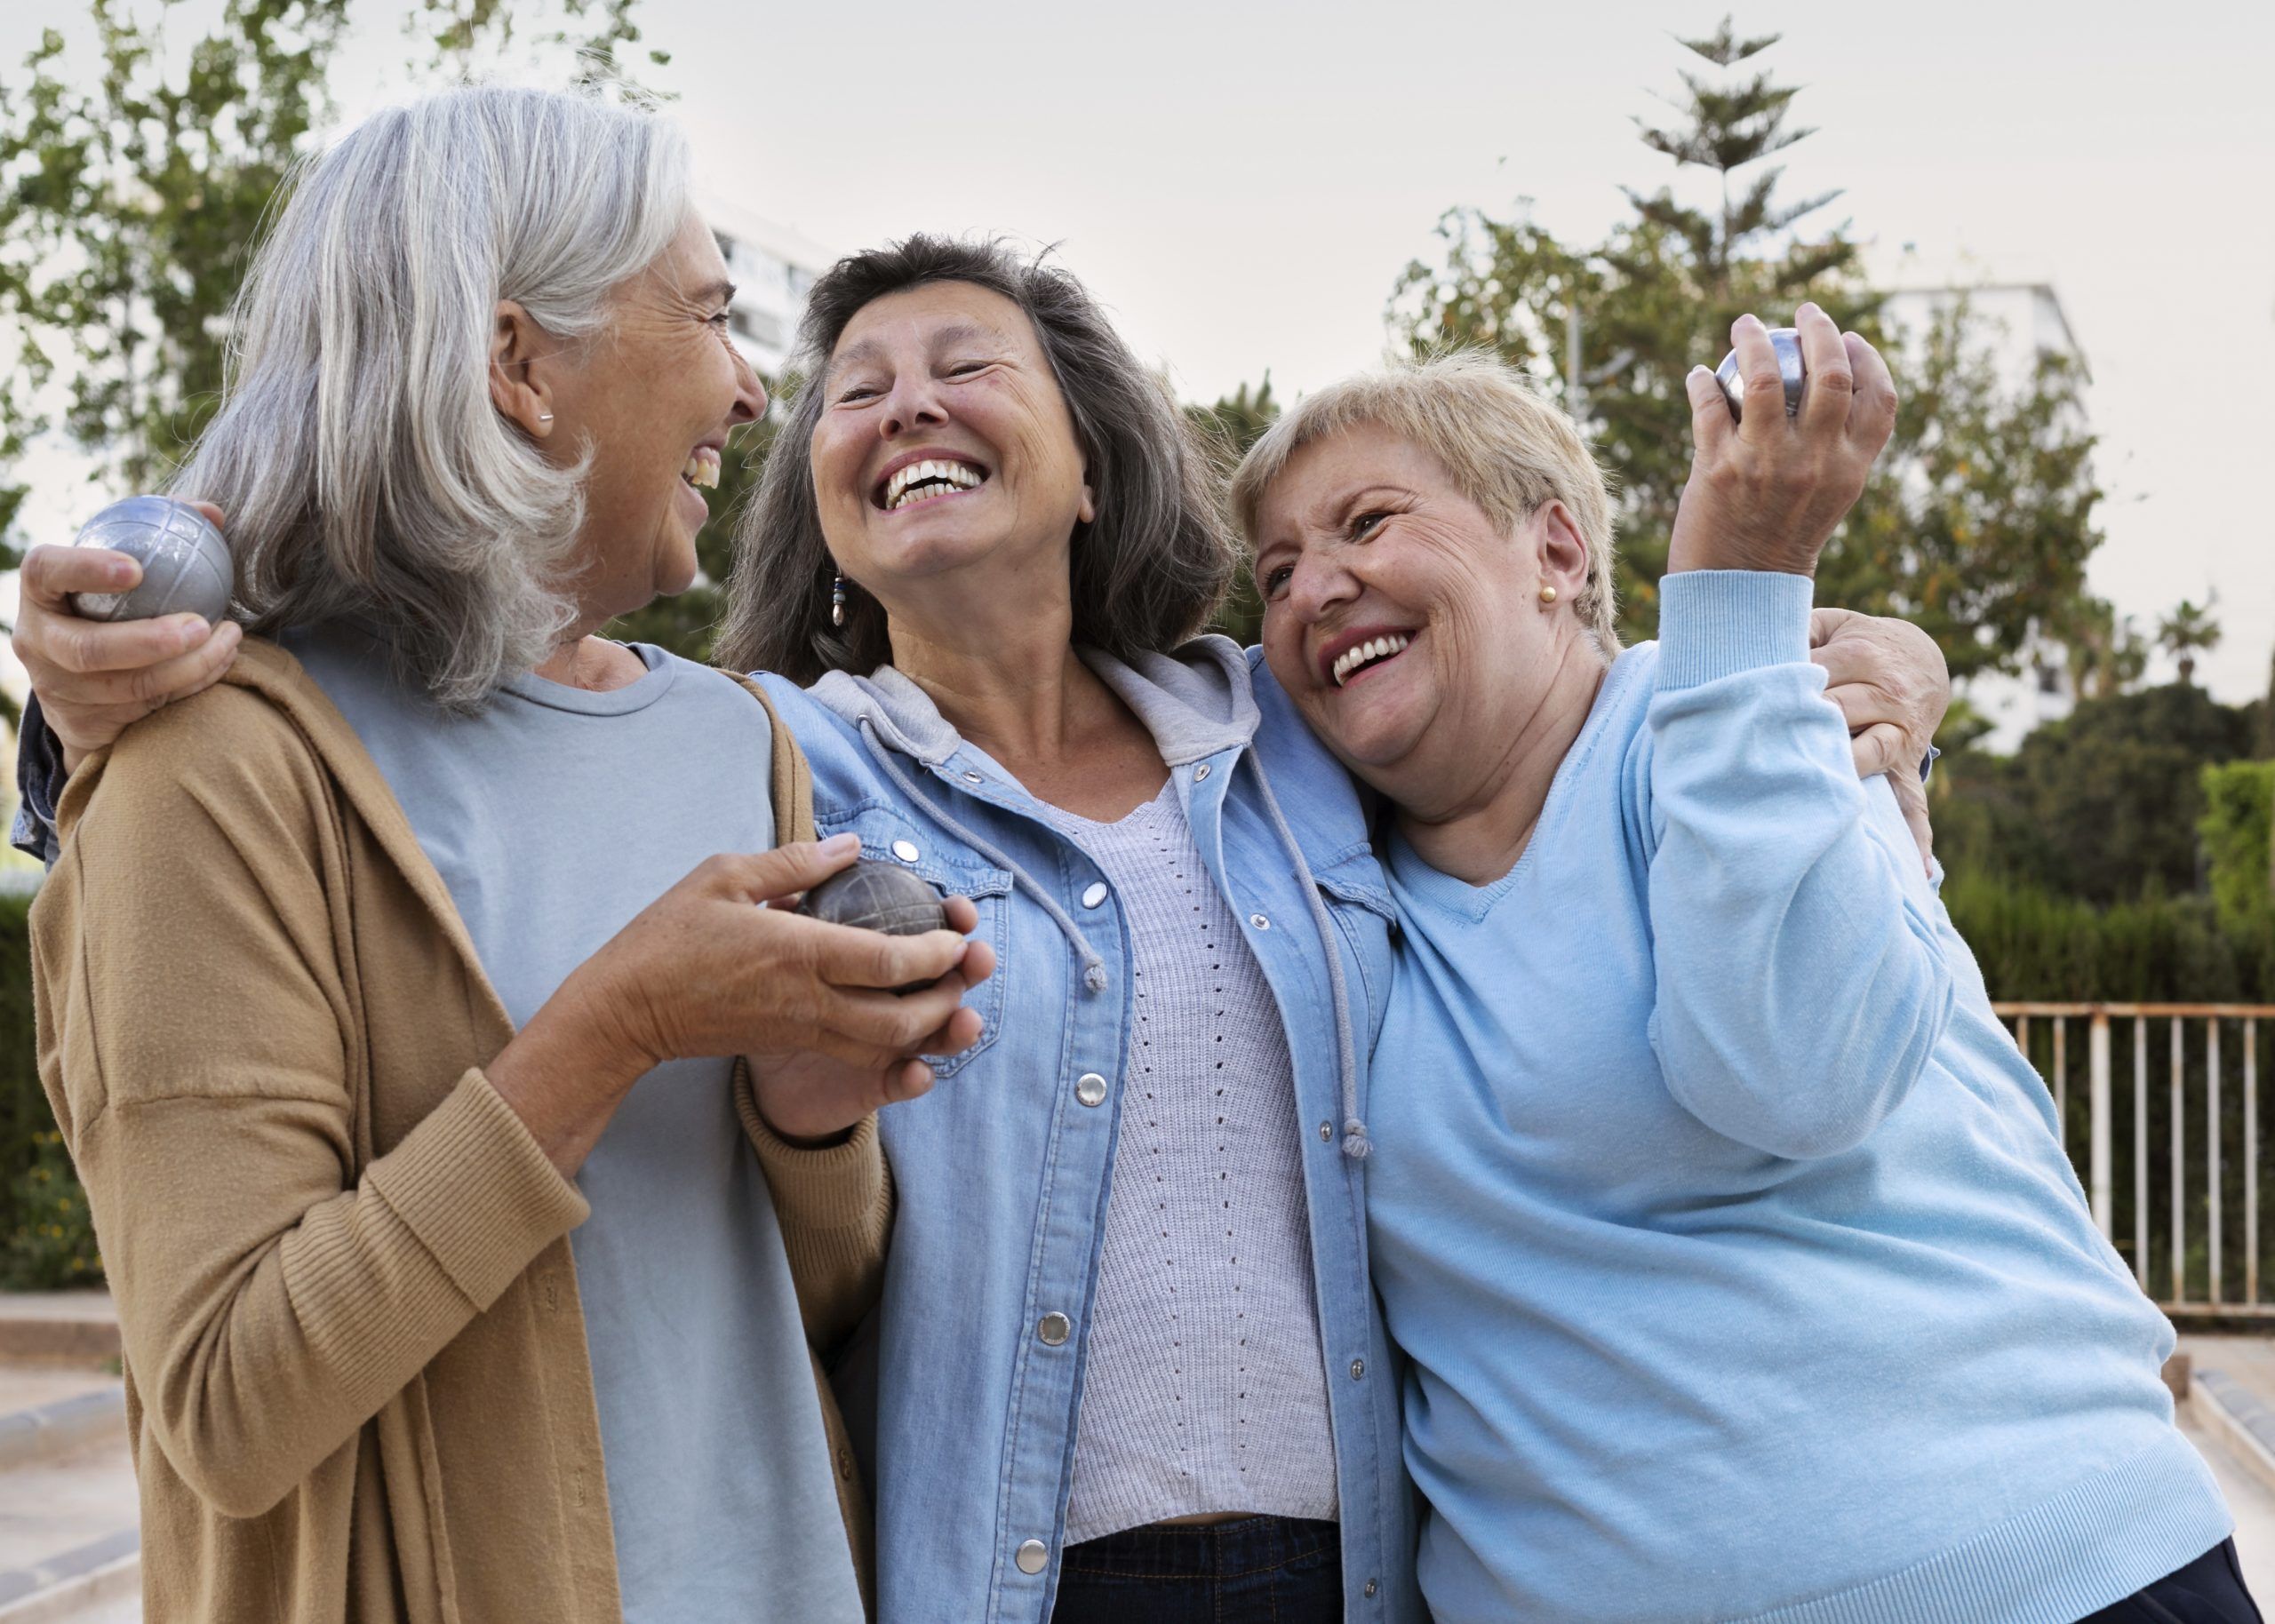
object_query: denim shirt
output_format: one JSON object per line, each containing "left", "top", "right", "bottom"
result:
{"left": 765, "top": 637, "right": 1422, "bottom": 1624}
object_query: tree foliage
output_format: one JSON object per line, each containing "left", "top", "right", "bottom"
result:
{"left": 1935, "top": 682, "right": 2265, "bottom": 907}
{"left": 1392, "top": 19, "right": 2106, "bottom": 686}
{"left": 2158, "top": 593, "right": 2222, "bottom": 687}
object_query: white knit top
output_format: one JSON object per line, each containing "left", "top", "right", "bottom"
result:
{"left": 1049, "top": 780, "right": 1339, "bottom": 1544}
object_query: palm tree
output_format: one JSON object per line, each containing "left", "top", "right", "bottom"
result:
{"left": 2157, "top": 593, "right": 2223, "bottom": 687}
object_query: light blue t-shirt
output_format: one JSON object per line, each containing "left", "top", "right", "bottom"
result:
{"left": 1365, "top": 572, "right": 2229, "bottom": 1624}
{"left": 283, "top": 622, "right": 862, "bottom": 1624}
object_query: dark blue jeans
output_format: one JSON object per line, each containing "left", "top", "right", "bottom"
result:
{"left": 1050, "top": 1516, "right": 1340, "bottom": 1624}
{"left": 2079, "top": 1540, "right": 2263, "bottom": 1623}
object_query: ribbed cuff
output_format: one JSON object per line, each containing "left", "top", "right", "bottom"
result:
{"left": 363, "top": 1068, "right": 589, "bottom": 1310}
{"left": 1655, "top": 569, "right": 1815, "bottom": 689}
{"left": 745, "top": 1103, "right": 889, "bottom": 1234}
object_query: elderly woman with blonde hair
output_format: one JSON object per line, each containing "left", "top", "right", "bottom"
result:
{"left": 12, "top": 86, "right": 992, "bottom": 1622}
{"left": 1235, "top": 319, "right": 2249, "bottom": 1624}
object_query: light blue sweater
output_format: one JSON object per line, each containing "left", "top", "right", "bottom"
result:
{"left": 1365, "top": 571, "right": 2231, "bottom": 1624}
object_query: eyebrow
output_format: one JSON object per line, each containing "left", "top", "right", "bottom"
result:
{"left": 686, "top": 279, "right": 737, "bottom": 306}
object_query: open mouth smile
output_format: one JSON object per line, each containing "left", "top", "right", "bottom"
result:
{"left": 874, "top": 456, "right": 989, "bottom": 513}
{"left": 1327, "top": 632, "right": 1416, "bottom": 689}
{"left": 682, "top": 446, "right": 722, "bottom": 490}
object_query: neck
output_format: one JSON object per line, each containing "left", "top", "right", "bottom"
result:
{"left": 1393, "top": 638, "right": 1608, "bottom": 886}
{"left": 886, "top": 595, "right": 1112, "bottom": 770}
{"left": 533, "top": 602, "right": 647, "bottom": 693}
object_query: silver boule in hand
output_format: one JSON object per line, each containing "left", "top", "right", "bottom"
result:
{"left": 68, "top": 496, "right": 234, "bottom": 624}
{"left": 1714, "top": 326, "right": 1808, "bottom": 424}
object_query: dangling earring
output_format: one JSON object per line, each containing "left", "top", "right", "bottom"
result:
{"left": 1538, "top": 584, "right": 1559, "bottom": 605}
{"left": 830, "top": 574, "right": 847, "bottom": 628}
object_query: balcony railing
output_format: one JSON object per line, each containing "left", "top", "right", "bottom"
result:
{"left": 1995, "top": 1003, "right": 2275, "bottom": 1318}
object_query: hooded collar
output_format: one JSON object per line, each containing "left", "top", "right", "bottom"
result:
{"left": 806, "top": 635, "right": 1258, "bottom": 769}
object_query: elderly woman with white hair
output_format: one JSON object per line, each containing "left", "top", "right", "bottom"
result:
{"left": 10, "top": 87, "right": 994, "bottom": 1622}
{"left": 1235, "top": 317, "right": 2250, "bottom": 1624}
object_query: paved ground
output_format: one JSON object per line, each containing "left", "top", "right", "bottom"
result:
{"left": 6, "top": 1327, "right": 2275, "bottom": 1619}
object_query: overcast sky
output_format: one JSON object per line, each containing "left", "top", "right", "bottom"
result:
{"left": 6, "top": 0, "right": 2272, "bottom": 702}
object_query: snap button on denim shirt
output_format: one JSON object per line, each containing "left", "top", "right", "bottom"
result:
{"left": 760, "top": 641, "right": 1422, "bottom": 1624}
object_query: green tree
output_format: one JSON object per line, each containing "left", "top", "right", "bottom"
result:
{"left": 1186, "top": 377, "right": 1281, "bottom": 645}
{"left": 1935, "top": 682, "right": 2264, "bottom": 906}
{"left": 2157, "top": 593, "right": 2222, "bottom": 687}
{"left": 1393, "top": 17, "right": 2106, "bottom": 687}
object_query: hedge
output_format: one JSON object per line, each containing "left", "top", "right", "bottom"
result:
{"left": 0, "top": 889, "right": 100, "bottom": 1289}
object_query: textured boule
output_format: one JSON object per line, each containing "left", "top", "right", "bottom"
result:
{"left": 800, "top": 861, "right": 948, "bottom": 937}
{"left": 68, "top": 495, "right": 235, "bottom": 624}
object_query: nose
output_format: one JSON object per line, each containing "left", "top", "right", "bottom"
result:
{"left": 1284, "top": 546, "right": 1360, "bottom": 626}
{"left": 878, "top": 372, "right": 948, "bottom": 440}
{"left": 729, "top": 345, "right": 766, "bottom": 425}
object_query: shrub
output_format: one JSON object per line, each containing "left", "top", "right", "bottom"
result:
{"left": 0, "top": 888, "right": 102, "bottom": 1288}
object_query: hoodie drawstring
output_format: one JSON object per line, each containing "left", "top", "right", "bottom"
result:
{"left": 857, "top": 721, "right": 1111, "bottom": 993}
{"left": 1245, "top": 753, "right": 1370, "bottom": 1160}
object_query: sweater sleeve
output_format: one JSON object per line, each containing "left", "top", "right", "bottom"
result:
{"left": 1643, "top": 571, "right": 1955, "bottom": 1159}
{"left": 734, "top": 1063, "right": 893, "bottom": 1358}
{"left": 31, "top": 690, "right": 587, "bottom": 1520}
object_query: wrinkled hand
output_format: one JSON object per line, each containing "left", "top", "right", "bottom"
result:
{"left": 559, "top": 835, "right": 979, "bottom": 1078}
{"left": 749, "top": 892, "right": 999, "bottom": 1144}
{"left": 14, "top": 500, "right": 243, "bottom": 772}
{"left": 1812, "top": 608, "right": 1946, "bottom": 875}
{"left": 1672, "top": 306, "right": 1898, "bottom": 578}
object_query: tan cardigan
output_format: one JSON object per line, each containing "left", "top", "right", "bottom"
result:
{"left": 31, "top": 639, "right": 888, "bottom": 1623}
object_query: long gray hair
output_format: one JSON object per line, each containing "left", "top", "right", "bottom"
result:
{"left": 176, "top": 84, "right": 691, "bottom": 709}
{"left": 714, "top": 236, "right": 1234, "bottom": 682}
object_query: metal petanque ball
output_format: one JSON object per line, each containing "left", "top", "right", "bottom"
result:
{"left": 1714, "top": 326, "right": 1808, "bottom": 424}
{"left": 68, "top": 496, "right": 234, "bottom": 625}
{"left": 802, "top": 862, "right": 951, "bottom": 993}
{"left": 801, "top": 861, "right": 948, "bottom": 938}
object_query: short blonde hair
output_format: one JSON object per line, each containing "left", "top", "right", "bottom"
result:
{"left": 1230, "top": 352, "right": 1620, "bottom": 653}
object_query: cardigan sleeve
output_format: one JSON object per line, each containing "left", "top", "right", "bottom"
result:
{"left": 31, "top": 688, "right": 587, "bottom": 1520}
{"left": 734, "top": 1062, "right": 892, "bottom": 1358}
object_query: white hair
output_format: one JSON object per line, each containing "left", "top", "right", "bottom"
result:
{"left": 175, "top": 84, "right": 692, "bottom": 709}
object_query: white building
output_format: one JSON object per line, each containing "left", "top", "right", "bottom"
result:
{"left": 1871, "top": 251, "right": 2092, "bottom": 752}
{"left": 703, "top": 198, "right": 833, "bottom": 378}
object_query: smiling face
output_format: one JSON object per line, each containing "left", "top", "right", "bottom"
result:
{"left": 528, "top": 213, "right": 765, "bottom": 625}
{"left": 807, "top": 280, "right": 1094, "bottom": 625}
{"left": 1252, "top": 420, "right": 1592, "bottom": 813}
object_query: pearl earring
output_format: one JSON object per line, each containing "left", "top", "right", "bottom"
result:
{"left": 830, "top": 574, "right": 847, "bottom": 628}
{"left": 538, "top": 412, "right": 553, "bottom": 424}
{"left": 1538, "top": 585, "right": 1559, "bottom": 604}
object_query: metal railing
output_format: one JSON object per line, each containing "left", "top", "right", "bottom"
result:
{"left": 1995, "top": 1003, "right": 2275, "bottom": 1318}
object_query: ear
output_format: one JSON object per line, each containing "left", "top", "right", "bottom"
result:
{"left": 489, "top": 299, "right": 556, "bottom": 439}
{"left": 1533, "top": 500, "right": 1590, "bottom": 601}
{"left": 1076, "top": 480, "right": 1097, "bottom": 526}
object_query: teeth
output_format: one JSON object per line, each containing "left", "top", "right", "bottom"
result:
{"left": 884, "top": 458, "right": 985, "bottom": 510}
{"left": 1331, "top": 633, "right": 1412, "bottom": 688}
{"left": 682, "top": 447, "right": 721, "bottom": 490}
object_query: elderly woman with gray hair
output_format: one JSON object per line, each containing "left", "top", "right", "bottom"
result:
{"left": 1236, "top": 325, "right": 2248, "bottom": 1623}
{"left": 8, "top": 87, "right": 993, "bottom": 1622}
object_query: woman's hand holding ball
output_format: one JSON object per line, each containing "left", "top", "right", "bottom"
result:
{"left": 1672, "top": 305, "right": 1898, "bottom": 578}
